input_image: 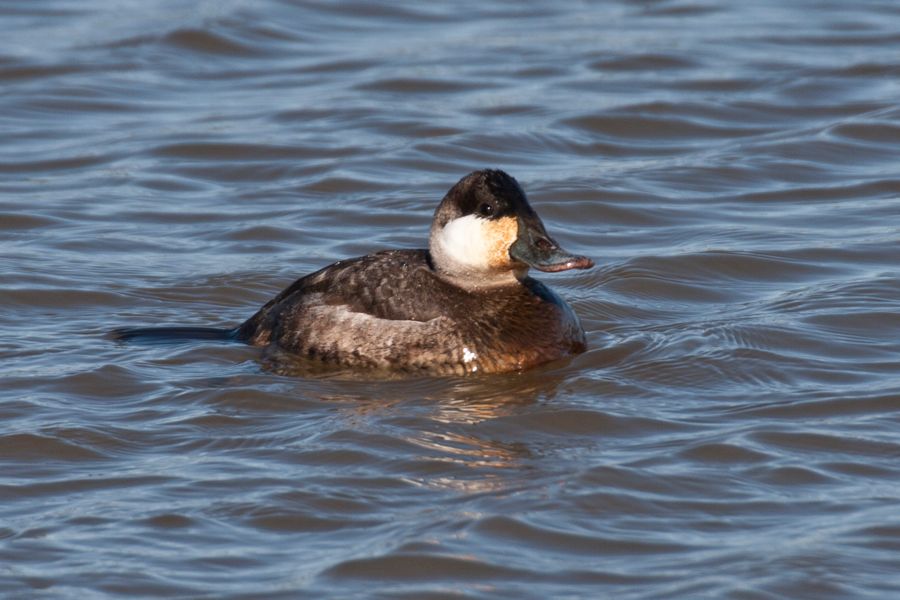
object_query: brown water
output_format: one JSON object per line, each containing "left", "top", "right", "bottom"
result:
{"left": 2, "top": 1, "right": 900, "bottom": 597}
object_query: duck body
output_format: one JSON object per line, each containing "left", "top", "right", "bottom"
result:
{"left": 117, "top": 169, "right": 593, "bottom": 375}
{"left": 236, "top": 248, "right": 586, "bottom": 375}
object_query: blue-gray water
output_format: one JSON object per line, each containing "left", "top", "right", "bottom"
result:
{"left": 2, "top": 1, "right": 900, "bottom": 597}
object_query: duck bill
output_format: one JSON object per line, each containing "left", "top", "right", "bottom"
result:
{"left": 509, "top": 216, "right": 594, "bottom": 273}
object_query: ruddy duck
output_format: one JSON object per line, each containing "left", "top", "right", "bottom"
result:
{"left": 116, "top": 170, "right": 593, "bottom": 375}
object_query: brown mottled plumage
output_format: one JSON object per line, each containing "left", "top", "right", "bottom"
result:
{"left": 236, "top": 249, "right": 585, "bottom": 375}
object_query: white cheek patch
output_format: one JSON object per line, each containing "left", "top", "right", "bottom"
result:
{"left": 436, "top": 214, "right": 494, "bottom": 271}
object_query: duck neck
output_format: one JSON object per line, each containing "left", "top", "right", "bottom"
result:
{"left": 426, "top": 249, "right": 527, "bottom": 291}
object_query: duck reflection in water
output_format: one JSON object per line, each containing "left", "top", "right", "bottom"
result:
{"left": 308, "top": 370, "right": 571, "bottom": 494}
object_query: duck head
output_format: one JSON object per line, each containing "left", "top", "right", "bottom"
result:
{"left": 429, "top": 169, "right": 593, "bottom": 286}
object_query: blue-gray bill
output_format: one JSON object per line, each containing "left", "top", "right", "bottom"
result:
{"left": 508, "top": 217, "right": 593, "bottom": 273}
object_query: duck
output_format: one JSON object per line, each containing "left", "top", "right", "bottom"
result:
{"left": 116, "top": 169, "right": 593, "bottom": 375}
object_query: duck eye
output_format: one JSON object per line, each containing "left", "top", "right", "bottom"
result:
{"left": 478, "top": 203, "right": 494, "bottom": 217}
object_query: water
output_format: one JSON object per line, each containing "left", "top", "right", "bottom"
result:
{"left": 2, "top": 0, "right": 900, "bottom": 597}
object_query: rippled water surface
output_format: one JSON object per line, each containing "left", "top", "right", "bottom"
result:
{"left": 3, "top": 0, "right": 900, "bottom": 597}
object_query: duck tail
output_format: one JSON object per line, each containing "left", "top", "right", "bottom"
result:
{"left": 111, "top": 326, "right": 238, "bottom": 343}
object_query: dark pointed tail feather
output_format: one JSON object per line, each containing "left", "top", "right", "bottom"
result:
{"left": 111, "top": 326, "right": 238, "bottom": 343}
